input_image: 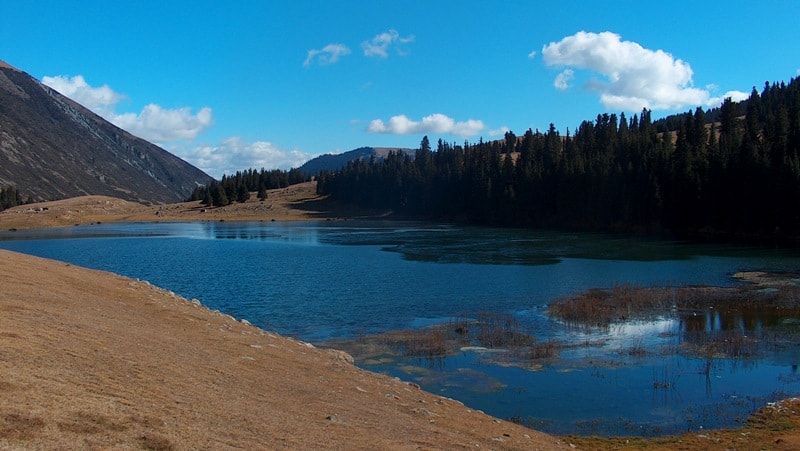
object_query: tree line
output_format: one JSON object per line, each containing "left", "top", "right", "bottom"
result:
{"left": 0, "top": 186, "right": 25, "bottom": 212}
{"left": 188, "top": 168, "right": 309, "bottom": 207}
{"left": 317, "top": 77, "right": 800, "bottom": 245}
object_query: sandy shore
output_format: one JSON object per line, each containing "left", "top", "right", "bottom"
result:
{"left": 3, "top": 183, "right": 800, "bottom": 449}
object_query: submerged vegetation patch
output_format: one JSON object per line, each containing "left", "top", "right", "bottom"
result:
{"left": 335, "top": 312, "right": 540, "bottom": 360}
{"left": 320, "top": 271, "right": 800, "bottom": 437}
{"left": 548, "top": 275, "right": 800, "bottom": 330}
{"left": 332, "top": 271, "right": 800, "bottom": 369}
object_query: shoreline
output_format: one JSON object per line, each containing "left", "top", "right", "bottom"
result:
{"left": 0, "top": 181, "right": 394, "bottom": 232}
{"left": 0, "top": 249, "right": 566, "bottom": 449}
{"left": 4, "top": 185, "right": 800, "bottom": 448}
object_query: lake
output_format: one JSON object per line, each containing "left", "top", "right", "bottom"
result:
{"left": 2, "top": 220, "right": 800, "bottom": 436}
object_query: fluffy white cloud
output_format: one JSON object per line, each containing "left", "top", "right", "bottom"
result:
{"left": 527, "top": 50, "right": 537, "bottom": 59}
{"left": 541, "top": 31, "right": 746, "bottom": 111}
{"left": 41, "top": 75, "right": 124, "bottom": 116}
{"left": 41, "top": 74, "right": 212, "bottom": 143}
{"left": 554, "top": 69, "right": 574, "bottom": 90}
{"left": 303, "top": 43, "right": 351, "bottom": 67}
{"left": 113, "top": 104, "right": 213, "bottom": 142}
{"left": 362, "top": 29, "right": 415, "bottom": 58}
{"left": 367, "top": 113, "right": 485, "bottom": 137}
{"left": 183, "top": 137, "right": 312, "bottom": 179}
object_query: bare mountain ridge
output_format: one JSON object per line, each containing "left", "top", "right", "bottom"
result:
{"left": 298, "top": 146, "right": 415, "bottom": 176}
{"left": 0, "top": 61, "right": 212, "bottom": 204}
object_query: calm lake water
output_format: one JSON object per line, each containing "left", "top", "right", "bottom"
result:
{"left": 2, "top": 220, "right": 800, "bottom": 436}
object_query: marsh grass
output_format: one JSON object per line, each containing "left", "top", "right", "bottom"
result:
{"left": 548, "top": 283, "right": 676, "bottom": 328}
{"left": 472, "top": 312, "right": 535, "bottom": 348}
{"left": 380, "top": 328, "right": 453, "bottom": 357}
{"left": 526, "top": 339, "right": 561, "bottom": 359}
{"left": 347, "top": 311, "right": 540, "bottom": 359}
{"left": 623, "top": 338, "right": 649, "bottom": 357}
{"left": 680, "top": 330, "right": 760, "bottom": 360}
{"left": 549, "top": 283, "right": 800, "bottom": 329}
{"left": 325, "top": 276, "right": 800, "bottom": 386}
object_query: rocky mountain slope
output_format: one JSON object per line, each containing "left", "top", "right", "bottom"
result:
{"left": 0, "top": 61, "right": 212, "bottom": 204}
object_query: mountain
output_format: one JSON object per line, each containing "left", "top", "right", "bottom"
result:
{"left": 0, "top": 61, "right": 213, "bottom": 204}
{"left": 298, "top": 146, "right": 415, "bottom": 176}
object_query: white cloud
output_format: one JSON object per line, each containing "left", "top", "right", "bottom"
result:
{"left": 707, "top": 90, "right": 749, "bottom": 106}
{"left": 41, "top": 75, "right": 124, "bottom": 116}
{"left": 367, "top": 113, "right": 485, "bottom": 137}
{"left": 527, "top": 50, "right": 537, "bottom": 59}
{"left": 303, "top": 43, "right": 351, "bottom": 67}
{"left": 41, "top": 74, "right": 212, "bottom": 143}
{"left": 182, "top": 137, "right": 312, "bottom": 179}
{"left": 362, "top": 29, "right": 415, "bottom": 58}
{"left": 541, "top": 31, "right": 745, "bottom": 111}
{"left": 113, "top": 104, "right": 213, "bottom": 142}
{"left": 489, "top": 126, "right": 510, "bottom": 137}
{"left": 554, "top": 69, "right": 574, "bottom": 90}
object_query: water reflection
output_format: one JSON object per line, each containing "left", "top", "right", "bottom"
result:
{"left": 198, "top": 221, "right": 321, "bottom": 244}
{"left": 680, "top": 308, "right": 790, "bottom": 333}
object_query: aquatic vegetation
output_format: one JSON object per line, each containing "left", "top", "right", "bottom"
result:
{"left": 317, "top": 271, "right": 800, "bottom": 437}
{"left": 379, "top": 328, "right": 454, "bottom": 357}
{"left": 337, "top": 278, "right": 800, "bottom": 367}
{"left": 548, "top": 281, "right": 800, "bottom": 329}
{"left": 328, "top": 311, "right": 539, "bottom": 359}
{"left": 547, "top": 283, "right": 676, "bottom": 328}
{"left": 526, "top": 339, "right": 562, "bottom": 360}
{"left": 461, "top": 312, "right": 536, "bottom": 348}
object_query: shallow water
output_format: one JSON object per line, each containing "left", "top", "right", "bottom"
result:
{"left": 2, "top": 220, "right": 799, "bottom": 436}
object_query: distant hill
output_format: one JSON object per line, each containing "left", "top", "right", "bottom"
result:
{"left": 0, "top": 60, "right": 213, "bottom": 204}
{"left": 298, "top": 146, "right": 415, "bottom": 176}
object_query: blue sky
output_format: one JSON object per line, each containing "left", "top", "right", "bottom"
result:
{"left": 3, "top": 1, "right": 799, "bottom": 178}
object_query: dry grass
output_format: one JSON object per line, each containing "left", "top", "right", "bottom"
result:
{"left": 1, "top": 413, "right": 46, "bottom": 440}
{"left": 139, "top": 432, "right": 175, "bottom": 451}
{"left": 0, "top": 181, "right": 392, "bottom": 231}
{"left": 56, "top": 411, "right": 128, "bottom": 434}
